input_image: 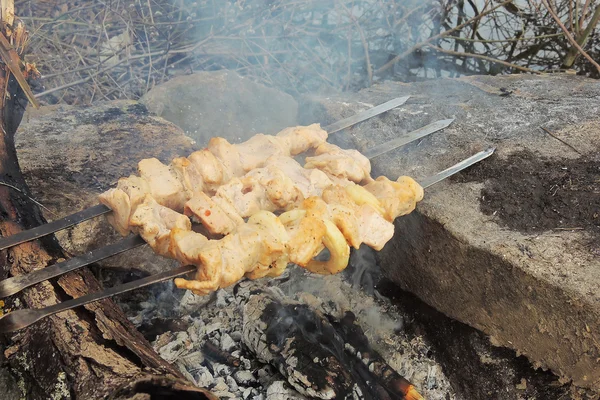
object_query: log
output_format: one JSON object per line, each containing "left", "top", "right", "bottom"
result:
{"left": 0, "top": 11, "right": 215, "bottom": 400}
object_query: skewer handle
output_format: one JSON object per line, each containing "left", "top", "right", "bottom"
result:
{"left": 0, "top": 235, "right": 146, "bottom": 298}
{"left": 0, "top": 264, "right": 196, "bottom": 333}
{"left": 0, "top": 204, "right": 111, "bottom": 251}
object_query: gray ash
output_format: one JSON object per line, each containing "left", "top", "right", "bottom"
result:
{"left": 116, "top": 263, "right": 456, "bottom": 399}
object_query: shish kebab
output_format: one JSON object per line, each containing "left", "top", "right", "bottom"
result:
{"left": 0, "top": 148, "right": 494, "bottom": 333}
{"left": 0, "top": 96, "right": 417, "bottom": 251}
{"left": 0, "top": 97, "right": 453, "bottom": 298}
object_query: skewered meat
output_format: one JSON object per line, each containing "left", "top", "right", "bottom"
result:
{"left": 129, "top": 195, "right": 192, "bottom": 256}
{"left": 173, "top": 210, "right": 290, "bottom": 295}
{"left": 184, "top": 192, "right": 243, "bottom": 235}
{"left": 305, "top": 142, "right": 373, "bottom": 184}
{"left": 184, "top": 155, "right": 407, "bottom": 249}
{"left": 99, "top": 124, "right": 373, "bottom": 237}
{"left": 174, "top": 176, "right": 422, "bottom": 295}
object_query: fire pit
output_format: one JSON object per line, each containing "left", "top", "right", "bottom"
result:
{"left": 117, "top": 252, "right": 456, "bottom": 399}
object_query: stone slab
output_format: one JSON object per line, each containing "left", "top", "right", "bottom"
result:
{"left": 16, "top": 101, "right": 197, "bottom": 275}
{"left": 140, "top": 70, "right": 299, "bottom": 146}
{"left": 306, "top": 74, "right": 600, "bottom": 390}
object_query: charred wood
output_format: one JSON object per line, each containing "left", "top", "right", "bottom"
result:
{"left": 235, "top": 282, "right": 422, "bottom": 400}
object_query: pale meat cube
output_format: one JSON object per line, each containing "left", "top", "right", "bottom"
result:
{"left": 130, "top": 196, "right": 192, "bottom": 256}
{"left": 137, "top": 158, "right": 187, "bottom": 212}
{"left": 321, "top": 185, "right": 392, "bottom": 249}
{"left": 305, "top": 142, "right": 372, "bottom": 183}
{"left": 219, "top": 226, "right": 265, "bottom": 286}
{"left": 187, "top": 149, "right": 228, "bottom": 194}
{"left": 175, "top": 225, "right": 266, "bottom": 295}
{"left": 98, "top": 188, "right": 131, "bottom": 236}
{"left": 363, "top": 176, "right": 423, "bottom": 221}
{"left": 170, "top": 157, "right": 205, "bottom": 197}
{"left": 184, "top": 191, "right": 243, "bottom": 235}
{"left": 99, "top": 174, "right": 151, "bottom": 236}
{"left": 356, "top": 204, "right": 395, "bottom": 251}
{"left": 216, "top": 177, "right": 271, "bottom": 217}
{"left": 206, "top": 137, "right": 244, "bottom": 179}
{"left": 244, "top": 211, "right": 290, "bottom": 279}
{"left": 285, "top": 215, "right": 327, "bottom": 266}
{"left": 168, "top": 228, "right": 209, "bottom": 265}
{"left": 262, "top": 156, "right": 333, "bottom": 198}
{"left": 116, "top": 175, "right": 151, "bottom": 209}
{"left": 275, "top": 124, "right": 328, "bottom": 155}
{"left": 175, "top": 211, "right": 289, "bottom": 295}
{"left": 235, "top": 134, "right": 287, "bottom": 171}
{"left": 241, "top": 162, "right": 304, "bottom": 211}
{"left": 175, "top": 241, "right": 222, "bottom": 295}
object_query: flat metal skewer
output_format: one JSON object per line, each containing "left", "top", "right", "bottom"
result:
{"left": 0, "top": 235, "right": 146, "bottom": 298}
{"left": 0, "top": 96, "right": 412, "bottom": 252}
{"left": 363, "top": 119, "right": 454, "bottom": 159}
{"left": 0, "top": 264, "right": 197, "bottom": 334}
{"left": 0, "top": 120, "right": 455, "bottom": 299}
{"left": 0, "top": 148, "right": 494, "bottom": 333}
{"left": 0, "top": 204, "right": 112, "bottom": 251}
{"left": 323, "top": 96, "right": 410, "bottom": 133}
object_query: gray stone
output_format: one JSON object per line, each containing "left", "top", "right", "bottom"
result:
{"left": 140, "top": 70, "right": 299, "bottom": 146}
{"left": 212, "top": 377, "right": 229, "bottom": 392}
{"left": 220, "top": 333, "right": 236, "bottom": 352}
{"left": 234, "top": 370, "right": 257, "bottom": 385}
{"left": 195, "top": 366, "right": 214, "bottom": 388}
{"left": 226, "top": 375, "right": 239, "bottom": 392}
{"left": 180, "top": 290, "right": 213, "bottom": 313}
{"left": 215, "top": 289, "right": 230, "bottom": 308}
{"left": 242, "top": 387, "right": 253, "bottom": 399}
{"left": 16, "top": 100, "right": 196, "bottom": 275}
{"left": 230, "top": 331, "right": 243, "bottom": 342}
{"left": 308, "top": 73, "right": 600, "bottom": 390}
{"left": 213, "top": 363, "right": 231, "bottom": 377}
{"left": 178, "top": 351, "right": 205, "bottom": 369}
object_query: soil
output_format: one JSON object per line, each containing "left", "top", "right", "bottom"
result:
{"left": 455, "top": 151, "right": 600, "bottom": 242}
{"left": 376, "top": 279, "right": 596, "bottom": 400}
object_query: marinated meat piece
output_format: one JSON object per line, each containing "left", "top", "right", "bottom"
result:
{"left": 170, "top": 157, "right": 205, "bottom": 197}
{"left": 99, "top": 175, "right": 151, "bottom": 236}
{"left": 175, "top": 211, "right": 289, "bottom": 295}
{"left": 184, "top": 191, "right": 243, "bottom": 235}
{"left": 129, "top": 196, "right": 191, "bottom": 256}
{"left": 305, "top": 142, "right": 372, "bottom": 184}
{"left": 235, "top": 134, "right": 287, "bottom": 171}
{"left": 187, "top": 149, "right": 228, "bottom": 194}
{"left": 98, "top": 188, "right": 131, "bottom": 236}
{"left": 206, "top": 137, "right": 244, "bottom": 179}
{"left": 275, "top": 124, "right": 328, "bottom": 155}
{"left": 364, "top": 176, "right": 424, "bottom": 221}
{"left": 168, "top": 228, "right": 209, "bottom": 264}
{"left": 137, "top": 158, "right": 187, "bottom": 211}
{"left": 356, "top": 205, "right": 394, "bottom": 251}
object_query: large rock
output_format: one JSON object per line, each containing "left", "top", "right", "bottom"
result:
{"left": 305, "top": 74, "right": 600, "bottom": 390}
{"left": 140, "top": 71, "right": 298, "bottom": 146}
{"left": 16, "top": 100, "right": 197, "bottom": 274}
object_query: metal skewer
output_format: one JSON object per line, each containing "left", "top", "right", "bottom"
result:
{"left": 0, "top": 96, "right": 412, "bottom": 252}
{"left": 0, "top": 235, "right": 146, "bottom": 298}
{"left": 0, "top": 148, "right": 494, "bottom": 333}
{"left": 0, "top": 119, "right": 454, "bottom": 299}
{"left": 0, "top": 264, "right": 197, "bottom": 334}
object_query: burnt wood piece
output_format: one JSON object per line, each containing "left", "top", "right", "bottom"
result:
{"left": 331, "top": 311, "right": 423, "bottom": 400}
{"left": 236, "top": 282, "right": 421, "bottom": 399}
{"left": 0, "top": 75, "right": 215, "bottom": 398}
